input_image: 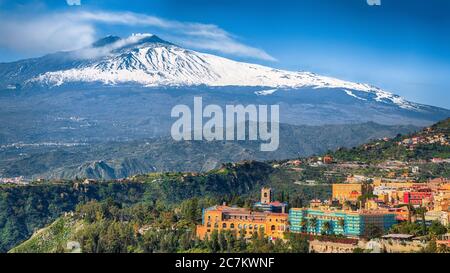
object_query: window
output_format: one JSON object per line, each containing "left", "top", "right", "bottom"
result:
{"left": 271, "top": 225, "right": 276, "bottom": 231}
{"left": 222, "top": 223, "right": 227, "bottom": 228}
{"left": 230, "top": 223, "right": 235, "bottom": 229}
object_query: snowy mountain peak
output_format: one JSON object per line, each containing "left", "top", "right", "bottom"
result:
{"left": 21, "top": 34, "right": 420, "bottom": 110}
{"left": 90, "top": 34, "right": 172, "bottom": 51}
{"left": 92, "top": 35, "right": 121, "bottom": 48}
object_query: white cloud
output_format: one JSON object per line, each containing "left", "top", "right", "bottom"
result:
{"left": 70, "top": 11, "right": 276, "bottom": 61}
{"left": 0, "top": 10, "right": 276, "bottom": 61}
{"left": 0, "top": 13, "right": 95, "bottom": 55}
{"left": 66, "top": 0, "right": 81, "bottom": 6}
{"left": 75, "top": 33, "right": 153, "bottom": 59}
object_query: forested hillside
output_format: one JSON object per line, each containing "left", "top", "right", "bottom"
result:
{"left": 0, "top": 161, "right": 330, "bottom": 252}
{"left": 333, "top": 118, "right": 450, "bottom": 163}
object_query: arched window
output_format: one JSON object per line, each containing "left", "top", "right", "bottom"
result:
{"left": 271, "top": 225, "right": 276, "bottom": 231}
{"left": 244, "top": 224, "right": 247, "bottom": 229}
{"left": 207, "top": 223, "right": 211, "bottom": 228}
{"left": 230, "top": 223, "right": 235, "bottom": 229}
{"left": 249, "top": 224, "right": 253, "bottom": 230}
{"left": 222, "top": 223, "right": 227, "bottom": 228}
{"left": 238, "top": 224, "right": 242, "bottom": 229}
{"left": 214, "top": 223, "right": 219, "bottom": 228}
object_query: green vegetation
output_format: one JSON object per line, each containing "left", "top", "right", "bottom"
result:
{"left": 390, "top": 221, "right": 449, "bottom": 237}
{"left": 9, "top": 216, "right": 80, "bottom": 253}
{"left": 333, "top": 118, "right": 449, "bottom": 163}
{"left": 11, "top": 199, "right": 309, "bottom": 253}
{"left": 3, "top": 118, "right": 449, "bottom": 253}
{"left": 0, "top": 161, "right": 330, "bottom": 252}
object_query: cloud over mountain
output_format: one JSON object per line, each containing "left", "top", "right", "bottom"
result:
{"left": 0, "top": 9, "right": 275, "bottom": 61}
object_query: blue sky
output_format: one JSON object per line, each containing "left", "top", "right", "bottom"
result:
{"left": 0, "top": 0, "right": 449, "bottom": 109}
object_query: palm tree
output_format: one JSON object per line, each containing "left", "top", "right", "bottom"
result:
{"left": 344, "top": 200, "right": 353, "bottom": 210}
{"left": 338, "top": 218, "right": 345, "bottom": 234}
{"left": 322, "top": 221, "right": 332, "bottom": 235}
{"left": 415, "top": 207, "right": 427, "bottom": 236}
{"left": 300, "top": 219, "right": 308, "bottom": 233}
{"left": 309, "top": 217, "right": 318, "bottom": 235}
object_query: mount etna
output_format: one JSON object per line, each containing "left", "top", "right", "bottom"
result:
{"left": 0, "top": 34, "right": 448, "bottom": 179}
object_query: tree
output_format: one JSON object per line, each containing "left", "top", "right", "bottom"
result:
{"left": 422, "top": 239, "right": 437, "bottom": 253}
{"left": 207, "top": 230, "right": 220, "bottom": 253}
{"left": 224, "top": 230, "right": 236, "bottom": 252}
{"left": 287, "top": 233, "right": 309, "bottom": 253}
{"left": 364, "top": 224, "right": 382, "bottom": 240}
{"left": 390, "top": 222, "right": 422, "bottom": 237}
{"left": 353, "top": 247, "right": 365, "bottom": 253}
{"left": 344, "top": 201, "right": 353, "bottom": 210}
{"left": 338, "top": 218, "right": 345, "bottom": 233}
{"left": 248, "top": 230, "right": 271, "bottom": 253}
{"left": 218, "top": 231, "right": 227, "bottom": 252}
{"left": 309, "top": 217, "right": 318, "bottom": 235}
{"left": 180, "top": 198, "right": 200, "bottom": 224}
{"left": 428, "top": 221, "right": 447, "bottom": 236}
{"left": 292, "top": 196, "right": 303, "bottom": 208}
{"left": 300, "top": 219, "right": 308, "bottom": 233}
{"left": 415, "top": 207, "right": 428, "bottom": 236}
{"left": 322, "top": 221, "right": 332, "bottom": 235}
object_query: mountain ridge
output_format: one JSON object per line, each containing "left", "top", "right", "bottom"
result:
{"left": 0, "top": 34, "right": 437, "bottom": 112}
{"left": 0, "top": 122, "right": 420, "bottom": 180}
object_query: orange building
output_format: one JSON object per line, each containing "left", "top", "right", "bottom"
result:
{"left": 332, "top": 183, "right": 370, "bottom": 203}
{"left": 196, "top": 205, "right": 288, "bottom": 241}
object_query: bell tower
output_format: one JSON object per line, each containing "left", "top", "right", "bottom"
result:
{"left": 261, "top": 187, "right": 272, "bottom": 204}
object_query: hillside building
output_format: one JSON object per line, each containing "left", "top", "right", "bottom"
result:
{"left": 289, "top": 208, "right": 397, "bottom": 238}
{"left": 196, "top": 205, "right": 288, "bottom": 241}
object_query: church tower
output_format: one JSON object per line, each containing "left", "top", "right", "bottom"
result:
{"left": 261, "top": 187, "right": 272, "bottom": 204}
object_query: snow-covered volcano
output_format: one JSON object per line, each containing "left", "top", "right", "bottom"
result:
{"left": 16, "top": 33, "right": 414, "bottom": 109}
{"left": 0, "top": 33, "right": 449, "bottom": 133}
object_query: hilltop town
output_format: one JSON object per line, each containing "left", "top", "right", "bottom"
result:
{"left": 194, "top": 119, "right": 449, "bottom": 253}
{"left": 4, "top": 119, "right": 450, "bottom": 253}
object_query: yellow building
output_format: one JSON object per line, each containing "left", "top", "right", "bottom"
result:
{"left": 372, "top": 178, "right": 415, "bottom": 188}
{"left": 196, "top": 205, "right": 288, "bottom": 240}
{"left": 332, "top": 183, "right": 370, "bottom": 202}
